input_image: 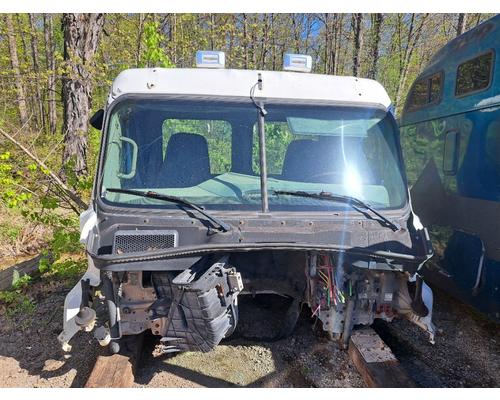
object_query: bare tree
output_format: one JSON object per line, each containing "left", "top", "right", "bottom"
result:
{"left": 250, "top": 15, "right": 258, "bottom": 68}
{"left": 321, "top": 13, "right": 333, "bottom": 74}
{"left": 367, "top": 14, "right": 384, "bottom": 80}
{"left": 136, "top": 13, "right": 146, "bottom": 66}
{"left": 43, "top": 13, "right": 57, "bottom": 134}
{"left": 334, "top": 14, "right": 345, "bottom": 75}
{"left": 291, "top": 14, "right": 302, "bottom": 53}
{"left": 394, "top": 13, "right": 429, "bottom": 111}
{"left": 242, "top": 14, "right": 249, "bottom": 69}
{"left": 61, "top": 13, "right": 105, "bottom": 179}
{"left": 351, "top": 13, "right": 363, "bottom": 77}
{"left": 259, "top": 14, "right": 271, "bottom": 69}
{"left": 4, "top": 14, "right": 29, "bottom": 126}
{"left": 28, "top": 13, "right": 45, "bottom": 130}
{"left": 456, "top": 13, "right": 468, "bottom": 36}
{"left": 320, "top": 13, "right": 343, "bottom": 75}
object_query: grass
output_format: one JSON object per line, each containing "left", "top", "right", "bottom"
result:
{"left": 0, "top": 222, "right": 85, "bottom": 319}
{"left": 0, "top": 224, "right": 21, "bottom": 242}
{"left": 0, "top": 252, "right": 85, "bottom": 321}
{"left": 0, "top": 289, "right": 36, "bottom": 319}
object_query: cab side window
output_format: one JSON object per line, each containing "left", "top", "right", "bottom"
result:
{"left": 406, "top": 72, "right": 443, "bottom": 111}
{"left": 455, "top": 51, "right": 494, "bottom": 97}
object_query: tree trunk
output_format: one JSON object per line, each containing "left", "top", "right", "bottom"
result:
{"left": 209, "top": 13, "right": 215, "bottom": 51}
{"left": 291, "top": 14, "right": 301, "bottom": 53}
{"left": 259, "top": 14, "right": 270, "bottom": 69}
{"left": 250, "top": 15, "right": 257, "bottom": 68}
{"left": 16, "top": 14, "right": 38, "bottom": 128}
{"left": 271, "top": 14, "right": 277, "bottom": 70}
{"left": 16, "top": 14, "right": 32, "bottom": 68}
{"left": 61, "top": 13, "right": 105, "bottom": 179}
{"left": 394, "top": 14, "right": 429, "bottom": 112}
{"left": 136, "top": 13, "right": 145, "bottom": 66}
{"left": 351, "top": 13, "right": 363, "bottom": 77}
{"left": 474, "top": 14, "right": 482, "bottom": 27}
{"left": 4, "top": 14, "right": 29, "bottom": 126}
{"left": 456, "top": 13, "right": 467, "bottom": 36}
{"left": 335, "top": 14, "right": 345, "bottom": 75}
{"left": 367, "top": 14, "right": 383, "bottom": 80}
{"left": 332, "top": 14, "right": 342, "bottom": 75}
{"left": 227, "top": 15, "right": 235, "bottom": 69}
{"left": 322, "top": 13, "right": 331, "bottom": 74}
{"left": 242, "top": 14, "right": 248, "bottom": 69}
{"left": 28, "top": 13, "right": 45, "bottom": 130}
{"left": 43, "top": 13, "right": 57, "bottom": 134}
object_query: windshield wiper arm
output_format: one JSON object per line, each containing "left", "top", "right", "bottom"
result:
{"left": 105, "top": 188, "right": 232, "bottom": 233}
{"left": 273, "top": 190, "right": 401, "bottom": 232}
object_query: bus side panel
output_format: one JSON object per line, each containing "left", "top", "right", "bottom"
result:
{"left": 401, "top": 108, "right": 500, "bottom": 322}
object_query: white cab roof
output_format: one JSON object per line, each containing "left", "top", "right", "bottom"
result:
{"left": 108, "top": 68, "right": 392, "bottom": 109}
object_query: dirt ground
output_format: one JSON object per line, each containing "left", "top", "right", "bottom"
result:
{"left": 134, "top": 295, "right": 364, "bottom": 388}
{"left": 0, "top": 276, "right": 498, "bottom": 388}
{"left": 373, "top": 289, "right": 500, "bottom": 388}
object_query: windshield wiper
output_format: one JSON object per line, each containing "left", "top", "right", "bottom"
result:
{"left": 105, "top": 188, "right": 232, "bottom": 233}
{"left": 273, "top": 190, "right": 401, "bottom": 232}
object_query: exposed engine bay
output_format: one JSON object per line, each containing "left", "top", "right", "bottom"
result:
{"left": 60, "top": 248, "right": 436, "bottom": 353}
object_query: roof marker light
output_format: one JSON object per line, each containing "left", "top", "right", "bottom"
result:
{"left": 283, "top": 53, "right": 312, "bottom": 73}
{"left": 196, "top": 51, "right": 225, "bottom": 69}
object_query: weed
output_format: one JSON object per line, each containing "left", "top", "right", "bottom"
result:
{"left": 11, "top": 271, "right": 32, "bottom": 290}
{"left": 38, "top": 223, "right": 86, "bottom": 282}
{"left": 0, "top": 224, "right": 21, "bottom": 242}
{"left": 47, "top": 258, "right": 86, "bottom": 281}
{"left": 0, "top": 290, "right": 36, "bottom": 318}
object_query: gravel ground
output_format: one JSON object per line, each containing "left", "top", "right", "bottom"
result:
{"left": 373, "top": 286, "right": 500, "bottom": 388}
{"left": 0, "top": 277, "right": 498, "bottom": 388}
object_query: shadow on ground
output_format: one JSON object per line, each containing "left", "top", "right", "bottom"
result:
{"left": 1, "top": 279, "right": 498, "bottom": 387}
{"left": 0, "top": 279, "right": 104, "bottom": 388}
{"left": 134, "top": 295, "right": 362, "bottom": 388}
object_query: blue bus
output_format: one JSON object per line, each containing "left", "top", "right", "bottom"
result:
{"left": 400, "top": 15, "right": 500, "bottom": 322}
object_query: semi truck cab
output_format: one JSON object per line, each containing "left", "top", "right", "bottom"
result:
{"left": 59, "top": 52, "right": 436, "bottom": 353}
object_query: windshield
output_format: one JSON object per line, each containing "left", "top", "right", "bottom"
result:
{"left": 100, "top": 98, "right": 407, "bottom": 211}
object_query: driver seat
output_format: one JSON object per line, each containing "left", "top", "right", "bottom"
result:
{"left": 281, "top": 139, "right": 321, "bottom": 181}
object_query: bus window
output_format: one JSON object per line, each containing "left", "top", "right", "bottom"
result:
{"left": 443, "top": 130, "right": 459, "bottom": 175}
{"left": 455, "top": 51, "right": 494, "bottom": 97}
{"left": 408, "top": 80, "right": 428, "bottom": 110}
{"left": 429, "top": 74, "right": 442, "bottom": 103}
{"left": 406, "top": 72, "right": 442, "bottom": 111}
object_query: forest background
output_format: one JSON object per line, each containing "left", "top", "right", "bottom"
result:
{"left": 0, "top": 13, "right": 493, "bottom": 310}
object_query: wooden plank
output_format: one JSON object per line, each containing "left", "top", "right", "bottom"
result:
{"left": 85, "top": 334, "right": 143, "bottom": 388}
{"left": 0, "top": 255, "right": 41, "bottom": 290}
{"left": 348, "top": 328, "right": 415, "bottom": 388}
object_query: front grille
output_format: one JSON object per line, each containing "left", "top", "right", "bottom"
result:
{"left": 113, "top": 230, "right": 178, "bottom": 254}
